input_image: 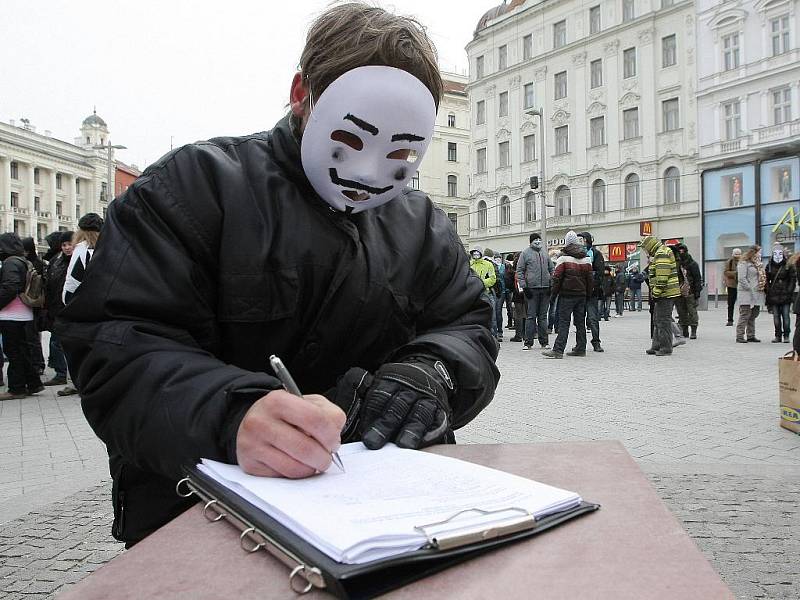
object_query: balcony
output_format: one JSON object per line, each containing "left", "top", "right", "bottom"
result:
{"left": 58, "top": 215, "right": 72, "bottom": 223}
{"left": 37, "top": 211, "right": 51, "bottom": 219}
{"left": 11, "top": 207, "right": 29, "bottom": 215}
{"left": 752, "top": 119, "right": 800, "bottom": 148}
{"left": 699, "top": 135, "right": 751, "bottom": 160}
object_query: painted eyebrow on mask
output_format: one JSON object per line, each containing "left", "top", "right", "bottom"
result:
{"left": 391, "top": 133, "right": 425, "bottom": 142}
{"left": 343, "top": 113, "right": 378, "bottom": 135}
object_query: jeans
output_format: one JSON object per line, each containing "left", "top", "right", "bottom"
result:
{"left": 736, "top": 305, "right": 760, "bottom": 340}
{"left": 49, "top": 334, "right": 68, "bottom": 379}
{"left": 631, "top": 289, "right": 643, "bottom": 311}
{"left": 552, "top": 296, "right": 587, "bottom": 354}
{"left": 548, "top": 295, "right": 559, "bottom": 333}
{"left": 494, "top": 291, "right": 505, "bottom": 333}
{"left": 614, "top": 292, "right": 625, "bottom": 315}
{"left": 650, "top": 298, "right": 675, "bottom": 354}
{"left": 772, "top": 303, "right": 791, "bottom": 339}
{"left": 524, "top": 289, "right": 550, "bottom": 346}
{"left": 505, "top": 291, "right": 514, "bottom": 326}
{"left": 486, "top": 292, "right": 497, "bottom": 337}
{"left": 675, "top": 295, "right": 699, "bottom": 328}
{"left": 0, "top": 321, "right": 43, "bottom": 394}
{"left": 727, "top": 287, "right": 737, "bottom": 323}
{"left": 513, "top": 301, "right": 526, "bottom": 339}
{"left": 27, "top": 328, "right": 45, "bottom": 373}
{"left": 586, "top": 297, "right": 601, "bottom": 345}
{"left": 600, "top": 297, "right": 611, "bottom": 319}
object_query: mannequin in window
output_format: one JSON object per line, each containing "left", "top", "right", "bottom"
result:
{"left": 780, "top": 168, "right": 791, "bottom": 201}
{"left": 731, "top": 176, "right": 741, "bottom": 207}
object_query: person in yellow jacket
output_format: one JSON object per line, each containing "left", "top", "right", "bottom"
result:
{"left": 641, "top": 236, "right": 680, "bottom": 356}
{"left": 470, "top": 247, "right": 498, "bottom": 340}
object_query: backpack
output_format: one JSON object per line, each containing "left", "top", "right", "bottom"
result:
{"left": 10, "top": 256, "right": 45, "bottom": 308}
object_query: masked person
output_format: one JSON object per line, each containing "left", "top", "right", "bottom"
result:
{"left": 578, "top": 232, "right": 605, "bottom": 352}
{"left": 516, "top": 233, "right": 553, "bottom": 350}
{"left": 641, "top": 236, "right": 680, "bottom": 356}
{"left": 765, "top": 244, "right": 793, "bottom": 343}
{"left": 57, "top": 3, "right": 499, "bottom": 547}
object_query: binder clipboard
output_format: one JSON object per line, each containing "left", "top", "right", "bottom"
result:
{"left": 178, "top": 466, "right": 599, "bottom": 599}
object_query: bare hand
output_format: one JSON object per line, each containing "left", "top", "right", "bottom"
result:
{"left": 236, "top": 390, "right": 346, "bottom": 479}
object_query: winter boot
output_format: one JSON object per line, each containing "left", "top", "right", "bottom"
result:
{"left": 689, "top": 326, "right": 697, "bottom": 340}
{"left": 681, "top": 325, "right": 689, "bottom": 338}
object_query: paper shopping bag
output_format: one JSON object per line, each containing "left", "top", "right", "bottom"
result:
{"left": 778, "top": 353, "right": 800, "bottom": 433}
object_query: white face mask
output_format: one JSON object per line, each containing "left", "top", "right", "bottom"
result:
{"left": 531, "top": 240, "right": 543, "bottom": 250}
{"left": 774, "top": 250, "right": 784, "bottom": 263}
{"left": 300, "top": 66, "right": 436, "bottom": 213}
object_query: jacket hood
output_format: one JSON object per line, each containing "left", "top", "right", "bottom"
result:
{"left": 562, "top": 243, "right": 587, "bottom": 259}
{"left": 578, "top": 231, "right": 593, "bottom": 247}
{"left": 43, "top": 231, "right": 63, "bottom": 261}
{"left": 641, "top": 236, "right": 661, "bottom": 256}
{"left": 0, "top": 232, "right": 25, "bottom": 260}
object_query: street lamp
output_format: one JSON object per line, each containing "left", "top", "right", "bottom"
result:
{"left": 93, "top": 142, "right": 126, "bottom": 205}
{"left": 525, "top": 108, "right": 547, "bottom": 246}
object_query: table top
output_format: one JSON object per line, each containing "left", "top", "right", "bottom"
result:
{"left": 58, "top": 441, "right": 733, "bottom": 600}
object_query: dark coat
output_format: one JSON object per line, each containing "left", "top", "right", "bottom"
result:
{"left": 43, "top": 253, "right": 70, "bottom": 329}
{"left": 766, "top": 260, "right": 795, "bottom": 306}
{"left": 551, "top": 244, "right": 593, "bottom": 297}
{"left": 0, "top": 233, "right": 28, "bottom": 311}
{"left": 56, "top": 115, "right": 500, "bottom": 544}
{"left": 578, "top": 233, "right": 605, "bottom": 298}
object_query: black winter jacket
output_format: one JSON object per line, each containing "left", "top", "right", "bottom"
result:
{"left": 56, "top": 116, "right": 500, "bottom": 544}
{"left": 43, "top": 253, "right": 69, "bottom": 329}
{"left": 766, "top": 260, "right": 795, "bottom": 306}
{"left": 0, "top": 233, "right": 29, "bottom": 311}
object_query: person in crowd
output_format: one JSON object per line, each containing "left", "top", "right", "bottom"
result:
{"left": 503, "top": 253, "right": 515, "bottom": 332}
{"left": 42, "top": 231, "right": 74, "bottom": 386}
{"left": 470, "top": 247, "right": 500, "bottom": 343}
{"left": 673, "top": 244, "right": 703, "bottom": 340}
{"left": 21, "top": 237, "right": 46, "bottom": 375}
{"left": 542, "top": 231, "right": 592, "bottom": 359}
{"left": 516, "top": 232, "right": 553, "bottom": 351}
{"left": 736, "top": 245, "right": 766, "bottom": 343}
{"left": 765, "top": 243, "right": 793, "bottom": 344}
{"left": 613, "top": 265, "right": 626, "bottom": 317}
{"left": 0, "top": 233, "right": 44, "bottom": 400}
{"left": 641, "top": 236, "right": 680, "bottom": 356}
{"left": 578, "top": 231, "right": 604, "bottom": 352}
{"left": 491, "top": 252, "right": 507, "bottom": 341}
{"left": 723, "top": 248, "right": 742, "bottom": 326}
{"left": 547, "top": 249, "right": 561, "bottom": 335}
{"left": 510, "top": 252, "right": 526, "bottom": 342}
{"left": 790, "top": 253, "right": 800, "bottom": 353}
{"left": 628, "top": 266, "right": 645, "bottom": 312}
{"left": 600, "top": 266, "right": 613, "bottom": 321}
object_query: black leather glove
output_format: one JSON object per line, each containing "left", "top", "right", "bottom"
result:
{"left": 523, "top": 287, "right": 534, "bottom": 299}
{"left": 328, "top": 360, "right": 454, "bottom": 450}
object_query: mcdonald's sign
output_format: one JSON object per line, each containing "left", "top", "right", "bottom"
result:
{"left": 640, "top": 221, "right": 653, "bottom": 236}
{"left": 609, "top": 243, "right": 627, "bottom": 262}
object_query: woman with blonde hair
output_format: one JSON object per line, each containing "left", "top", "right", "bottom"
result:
{"left": 736, "top": 245, "right": 766, "bottom": 343}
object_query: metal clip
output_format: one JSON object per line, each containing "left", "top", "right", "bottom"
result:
{"left": 175, "top": 477, "right": 195, "bottom": 498}
{"left": 202, "top": 499, "right": 227, "bottom": 522}
{"left": 289, "top": 565, "right": 315, "bottom": 594}
{"left": 240, "top": 527, "right": 265, "bottom": 553}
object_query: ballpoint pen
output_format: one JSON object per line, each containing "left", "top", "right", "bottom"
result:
{"left": 269, "top": 355, "right": 346, "bottom": 473}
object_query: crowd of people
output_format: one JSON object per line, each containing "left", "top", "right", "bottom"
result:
{"left": 0, "top": 214, "right": 103, "bottom": 400}
{"left": 469, "top": 232, "right": 788, "bottom": 358}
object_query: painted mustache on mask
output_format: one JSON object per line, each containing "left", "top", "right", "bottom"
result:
{"left": 329, "top": 168, "right": 393, "bottom": 196}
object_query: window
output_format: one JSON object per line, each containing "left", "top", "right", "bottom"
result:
{"left": 498, "top": 141, "right": 510, "bottom": 168}
{"left": 591, "top": 180, "right": 606, "bottom": 213}
{"left": 625, "top": 174, "right": 640, "bottom": 208}
{"left": 476, "top": 55, "right": 485, "bottom": 79}
{"left": 623, "top": 107, "right": 639, "bottom": 139}
{"left": 499, "top": 91, "right": 509, "bottom": 117}
{"left": 76, "top": 204, "right": 81, "bottom": 219}
{"left": 663, "top": 98, "right": 680, "bottom": 131}
{"left": 76, "top": 178, "right": 81, "bottom": 194}
{"left": 523, "top": 83, "right": 535, "bottom": 109}
{"left": 623, "top": 47, "right": 637, "bottom": 78}
{"left": 771, "top": 15, "right": 790, "bottom": 56}
{"left": 554, "top": 20, "right": 567, "bottom": 49}
{"left": 498, "top": 45, "right": 508, "bottom": 70}
{"left": 590, "top": 59, "right": 603, "bottom": 88}
{"left": 523, "top": 34, "right": 533, "bottom": 60}
{"left": 10, "top": 192, "right": 18, "bottom": 208}
{"left": 477, "top": 200, "right": 487, "bottom": 229}
{"left": 101, "top": 181, "right": 108, "bottom": 201}
{"left": 773, "top": 87, "right": 792, "bottom": 124}
{"left": 448, "top": 142, "right": 457, "bottom": 162}
{"left": 10, "top": 161, "right": 18, "bottom": 179}
{"left": 447, "top": 113, "right": 456, "bottom": 127}
{"left": 103, "top": 207, "right": 108, "bottom": 220}
{"left": 555, "top": 125, "right": 569, "bottom": 154}
{"left": 499, "top": 196, "right": 511, "bottom": 225}
{"left": 662, "top": 35, "right": 676, "bottom": 67}
{"left": 34, "top": 196, "right": 40, "bottom": 212}
{"left": 523, "top": 134, "right": 536, "bottom": 162}
{"left": 554, "top": 71, "right": 567, "bottom": 100}
{"left": 623, "top": 0, "right": 635, "bottom": 22}
{"left": 589, "top": 6, "right": 601, "bottom": 34}
{"left": 661, "top": 0, "right": 674, "bottom": 7}
{"left": 86, "top": 136, "right": 90, "bottom": 144}
{"left": 477, "top": 148, "right": 487, "bottom": 173}
{"left": 56, "top": 173, "right": 62, "bottom": 190}
{"left": 476, "top": 100, "right": 486, "bottom": 125}
{"left": 37, "top": 224, "right": 47, "bottom": 242}
{"left": 411, "top": 172, "right": 420, "bottom": 189}
{"left": 590, "top": 116, "right": 605, "bottom": 147}
{"left": 525, "top": 192, "right": 537, "bottom": 222}
{"left": 724, "top": 100, "right": 741, "bottom": 140}
{"left": 34, "top": 167, "right": 40, "bottom": 185}
{"left": 555, "top": 185, "right": 571, "bottom": 216}
{"left": 56, "top": 201, "right": 62, "bottom": 216}
{"left": 447, "top": 175, "right": 457, "bottom": 197}
{"left": 13, "top": 220, "right": 22, "bottom": 236}
{"left": 664, "top": 167, "right": 680, "bottom": 203}
{"left": 723, "top": 33, "right": 740, "bottom": 70}
{"left": 447, "top": 212, "right": 458, "bottom": 232}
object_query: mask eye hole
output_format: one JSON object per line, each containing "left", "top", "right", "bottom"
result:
{"left": 387, "top": 149, "right": 419, "bottom": 163}
{"left": 331, "top": 130, "right": 363, "bottom": 150}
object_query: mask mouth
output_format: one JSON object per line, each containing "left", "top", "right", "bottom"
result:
{"left": 342, "top": 190, "right": 371, "bottom": 202}
{"left": 329, "top": 169, "right": 393, "bottom": 196}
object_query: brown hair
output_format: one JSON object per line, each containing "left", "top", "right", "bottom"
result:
{"left": 73, "top": 229, "right": 100, "bottom": 249}
{"left": 299, "top": 2, "right": 443, "bottom": 109}
{"left": 741, "top": 245, "right": 761, "bottom": 263}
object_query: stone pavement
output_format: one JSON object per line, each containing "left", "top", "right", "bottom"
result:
{"left": 0, "top": 308, "right": 797, "bottom": 598}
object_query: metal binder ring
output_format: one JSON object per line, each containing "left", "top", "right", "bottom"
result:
{"left": 289, "top": 565, "right": 314, "bottom": 594}
{"left": 239, "top": 527, "right": 265, "bottom": 553}
{"left": 202, "top": 499, "right": 226, "bottom": 522}
{"left": 175, "top": 478, "right": 194, "bottom": 498}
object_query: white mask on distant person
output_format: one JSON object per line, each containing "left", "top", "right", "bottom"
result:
{"left": 774, "top": 250, "right": 785, "bottom": 263}
{"left": 300, "top": 66, "right": 436, "bottom": 213}
{"left": 532, "top": 240, "right": 543, "bottom": 250}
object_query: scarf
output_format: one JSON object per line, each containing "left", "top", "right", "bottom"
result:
{"left": 753, "top": 254, "right": 767, "bottom": 292}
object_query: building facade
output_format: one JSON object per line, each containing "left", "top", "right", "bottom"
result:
{"left": 416, "top": 73, "right": 472, "bottom": 239}
{"left": 466, "top": 0, "right": 700, "bottom": 264}
{"left": 697, "top": 0, "right": 800, "bottom": 293}
{"left": 0, "top": 111, "right": 121, "bottom": 247}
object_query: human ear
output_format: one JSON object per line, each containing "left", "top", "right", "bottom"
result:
{"left": 289, "top": 72, "right": 309, "bottom": 118}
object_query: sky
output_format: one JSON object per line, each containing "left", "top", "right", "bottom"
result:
{"left": 0, "top": 0, "right": 493, "bottom": 169}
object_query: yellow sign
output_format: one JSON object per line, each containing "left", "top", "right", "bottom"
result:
{"left": 773, "top": 206, "right": 798, "bottom": 232}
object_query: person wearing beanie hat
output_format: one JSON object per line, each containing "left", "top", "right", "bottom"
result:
{"left": 41, "top": 230, "right": 76, "bottom": 387}
{"left": 723, "top": 248, "right": 742, "bottom": 326}
{"left": 564, "top": 230, "right": 579, "bottom": 247}
{"left": 516, "top": 231, "right": 554, "bottom": 350}
{"left": 77, "top": 213, "right": 104, "bottom": 232}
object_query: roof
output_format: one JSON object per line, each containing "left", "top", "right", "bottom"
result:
{"left": 474, "top": 0, "right": 526, "bottom": 34}
{"left": 82, "top": 109, "right": 107, "bottom": 128}
{"left": 443, "top": 79, "right": 467, "bottom": 96}
{"left": 115, "top": 161, "right": 141, "bottom": 177}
